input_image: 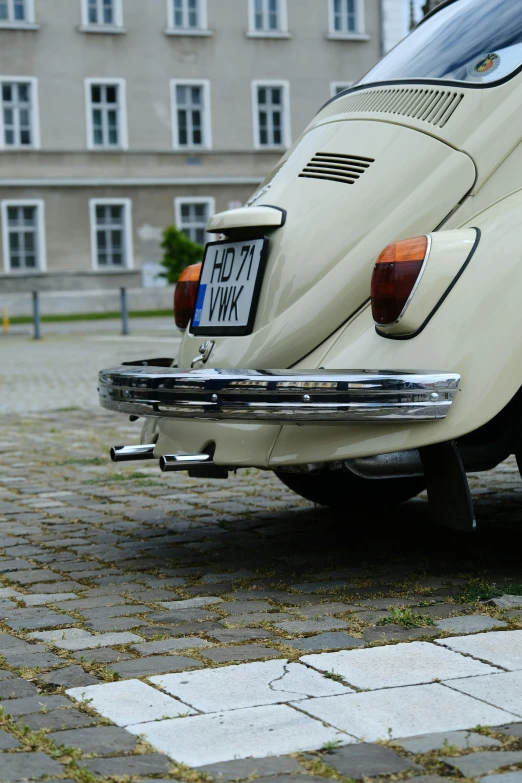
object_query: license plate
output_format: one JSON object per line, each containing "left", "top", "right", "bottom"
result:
{"left": 191, "top": 237, "right": 269, "bottom": 336}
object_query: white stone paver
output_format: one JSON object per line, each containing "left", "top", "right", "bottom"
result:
{"left": 436, "top": 630, "right": 522, "bottom": 670}
{"left": 447, "top": 671, "right": 522, "bottom": 718}
{"left": 22, "top": 593, "right": 78, "bottom": 606}
{"left": 150, "top": 660, "right": 350, "bottom": 712}
{"left": 127, "top": 704, "right": 349, "bottom": 766}
{"left": 301, "top": 641, "right": 497, "bottom": 689}
{"left": 29, "top": 629, "right": 143, "bottom": 650}
{"left": 292, "top": 684, "right": 518, "bottom": 741}
{"left": 66, "top": 679, "right": 196, "bottom": 727}
{"left": 158, "top": 596, "right": 223, "bottom": 609}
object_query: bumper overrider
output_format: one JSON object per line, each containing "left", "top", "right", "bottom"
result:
{"left": 98, "top": 362, "right": 460, "bottom": 423}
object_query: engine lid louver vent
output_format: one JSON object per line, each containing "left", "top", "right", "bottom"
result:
{"left": 320, "top": 87, "right": 464, "bottom": 129}
{"left": 299, "top": 152, "right": 375, "bottom": 185}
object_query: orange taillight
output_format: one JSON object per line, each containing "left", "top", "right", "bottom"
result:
{"left": 371, "top": 236, "right": 429, "bottom": 326}
{"left": 174, "top": 263, "right": 202, "bottom": 330}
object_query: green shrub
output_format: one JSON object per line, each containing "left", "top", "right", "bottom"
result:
{"left": 160, "top": 225, "right": 204, "bottom": 283}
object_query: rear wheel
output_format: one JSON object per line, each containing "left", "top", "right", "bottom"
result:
{"left": 276, "top": 467, "right": 424, "bottom": 509}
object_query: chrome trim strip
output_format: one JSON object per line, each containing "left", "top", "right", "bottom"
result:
{"left": 98, "top": 366, "right": 460, "bottom": 423}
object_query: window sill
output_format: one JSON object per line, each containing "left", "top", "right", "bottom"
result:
{"left": 255, "top": 145, "right": 288, "bottom": 152}
{"left": 246, "top": 31, "right": 292, "bottom": 39}
{"left": 0, "top": 146, "right": 39, "bottom": 151}
{"left": 164, "top": 28, "right": 213, "bottom": 37}
{"left": 3, "top": 268, "right": 44, "bottom": 275}
{"left": 78, "top": 25, "right": 127, "bottom": 34}
{"left": 0, "top": 22, "right": 40, "bottom": 30}
{"left": 327, "top": 32, "right": 370, "bottom": 41}
{"left": 92, "top": 267, "right": 134, "bottom": 273}
{"left": 88, "top": 147, "right": 129, "bottom": 152}
{"left": 174, "top": 147, "right": 212, "bottom": 153}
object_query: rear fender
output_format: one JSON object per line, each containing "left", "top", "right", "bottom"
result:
{"left": 269, "top": 189, "right": 522, "bottom": 465}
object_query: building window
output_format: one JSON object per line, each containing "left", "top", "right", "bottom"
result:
{"left": 167, "top": 0, "right": 208, "bottom": 32}
{"left": 330, "top": 81, "right": 354, "bottom": 97}
{"left": 249, "top": 0, "right": 288, "bottom": 34}
{"left": 1, "top": 200, "right": 46, "bottom": 273}
{"left": 90, "top": 199, "right": 133, "bottom": 269}
{"left": 81, "top": 0, "right": 123, "bottom": 28}
{"left": 252, "top": 81, "right": 290, "bottom": 149}
{"left": 85, "top": 79, "right": 128, "bottom": 149}
{"left": 171, "top": 80, "right": 211, "bottom": 149}
{"left": 0, "top": 79, "right": 39, "bottom": 149}
{"left": 0, "top": 0, "right": 34, "bottom": 23}
{"left": 175, "top": 198, "right": 215, "bottom": 245}
{"left": 328, "top": 0, "right": 365, "bottom": 36}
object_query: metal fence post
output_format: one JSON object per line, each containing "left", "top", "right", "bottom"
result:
{"left": 32, "top": 291, "right": 41, "bottom": 340}
{"left": 120, "top": 287, "right": 129, "bottom": 336}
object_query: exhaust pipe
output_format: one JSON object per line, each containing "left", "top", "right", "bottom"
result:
{"left": 346, "top": 449, "right": 423, "bottom": 479}
{"left": 110, "top": 444, "right": 157, "bottom": 463}
{"left": 160, "top": 453, "right": 213, "bottom": 472}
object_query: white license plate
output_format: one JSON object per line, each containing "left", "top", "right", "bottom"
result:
{"left": 191, "top": 238, "right": 269, "bottom": 336}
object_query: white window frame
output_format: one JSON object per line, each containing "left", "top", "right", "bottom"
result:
{"left": 0, "top": 76, "right": 40, "bottom": 150}
{"left": 85, "top": 78, "right": 128, "bottom": 150}
{"left": 247, "top": 0, "right": 289, "bottom": 38}
{"left": 174, "top": 196, "right": 215, "bottom": 244}
{"left": 252, "top": 80, "right": 291, "bottom": 150}
{"left": 170, "top": 79, "right": 212, "bottom": 151}
{"left": 0, "top": 0, "right": 36, "bottom": 27}
{"left": 330, "top": 81, "right": 354, "bottom": 97}
{"left": 89, "top": 198, "right": 133, "bottom": 271}
{"left": 1, "top": 199, "right": 46, "bottom": 274}
{"left": 166, "top": 0, "right": 210, "bottom": 35}
{"left": 80, "top": 0, "right": 124, "bottom": 31}
{"left": 327, "top": 0, "right": 369, "bottom": 40}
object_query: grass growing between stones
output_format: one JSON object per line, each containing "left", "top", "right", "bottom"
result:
{"left": 458, "top": 580, "right": 522, "bottom": 603}
{"left": 377, "top": 608, "right": 436, "bottom": 629}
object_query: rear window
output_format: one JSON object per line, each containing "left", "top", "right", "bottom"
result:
{"left": 359, "top": 0, "right": 522, "bottom": 87}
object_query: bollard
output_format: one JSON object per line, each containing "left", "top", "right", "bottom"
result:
{"left": 2, "top": 308, "right": 8, "bottom": 335}
{"left": 120, "top": 286, "right": 129, "bottom": 336}
{"left": 32, "top": 291, "right": 41, "bottom": 340}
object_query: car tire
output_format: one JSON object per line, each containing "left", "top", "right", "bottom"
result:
{"left": 276, "top": 467, "right": 425, "bottom": 509}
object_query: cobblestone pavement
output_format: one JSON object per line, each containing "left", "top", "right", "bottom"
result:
{"left": 1, "top": 410, "right": 522, "bottom": 780}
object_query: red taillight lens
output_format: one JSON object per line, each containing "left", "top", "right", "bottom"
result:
{"left": 174, "top": 263, "right": 202, "bottom": 330}
{"left": 371, "top": 236, "right": 429, "bottom": 326}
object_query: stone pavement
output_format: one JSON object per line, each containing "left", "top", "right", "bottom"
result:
{"left": 0, "top": 323, "right": 180, "bottom": 413}
{"left": 2, "top": 402, "right": 522, "bottom": 779}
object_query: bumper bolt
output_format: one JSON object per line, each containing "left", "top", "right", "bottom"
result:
{"left": 211, "top": 394, "right": 219, "bottom": 403}
{"left": 302, "top": 394, "right": 312, "bottom": 403}
{"left": 430, "top": 393, "right": 439, "bottom": 401}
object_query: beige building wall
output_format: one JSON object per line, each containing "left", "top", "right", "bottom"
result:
{"left": 0, "top": 0, "right": 384, "bottom": 289}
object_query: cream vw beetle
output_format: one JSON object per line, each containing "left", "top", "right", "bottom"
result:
{"left": 99, "top": 0, "right": 522, "bottom": 533}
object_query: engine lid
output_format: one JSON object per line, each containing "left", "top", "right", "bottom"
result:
{"left": 177, "top": 119, "right": 476, "bottom": 370}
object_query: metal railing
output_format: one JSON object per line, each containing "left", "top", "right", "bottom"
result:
{"left": 0, "top": 270, "right": 143, "bottom": 339}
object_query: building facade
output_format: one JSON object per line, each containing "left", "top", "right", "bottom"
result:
{"left": 0, "top": 0, "right": 384, "bottom": 288}
{"left": 382, "top": 0, "right": 407, "bottom": 53}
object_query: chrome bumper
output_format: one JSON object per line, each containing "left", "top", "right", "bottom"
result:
{"left": 98, "top": 362, "right": 460, "bottom": 423}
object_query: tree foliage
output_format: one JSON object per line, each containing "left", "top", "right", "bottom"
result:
{"left": 160, "top": 225, "right": 204, "bottom": 283}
